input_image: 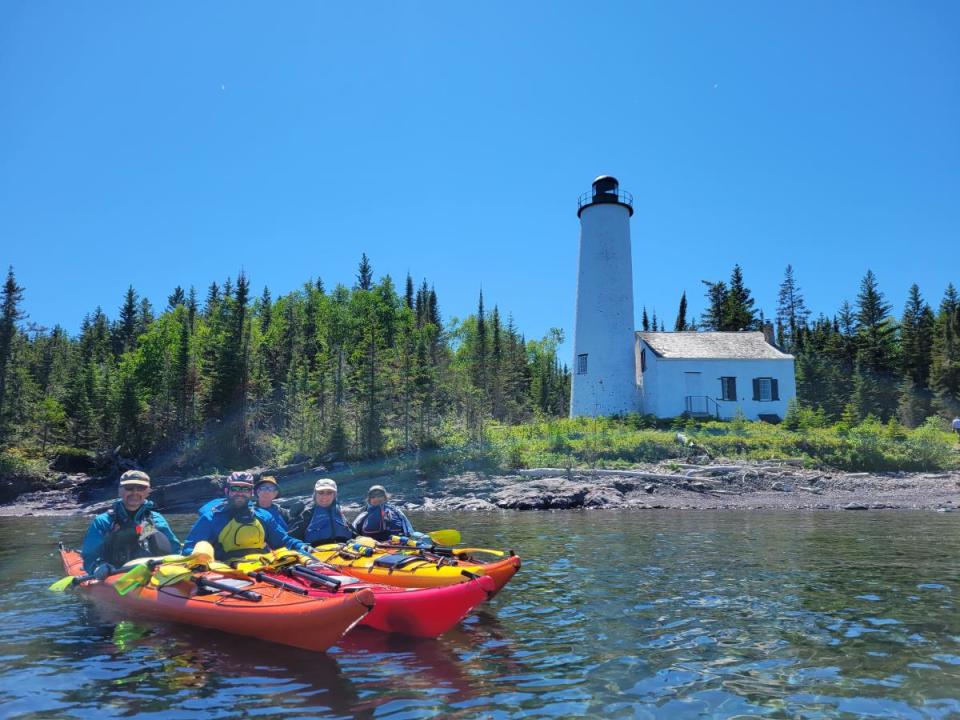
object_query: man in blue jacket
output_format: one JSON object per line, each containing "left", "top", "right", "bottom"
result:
{"left": 182, "top": 472, "right": 312, "bottom": 560}
{"left": 81, "top": 470, "right": 181, "bottom": 577}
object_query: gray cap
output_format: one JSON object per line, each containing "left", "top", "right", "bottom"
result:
{"left": 367, "top": 484, "right": 387, "bottom": 497}
{"left": 314, "top": 478, "right": 337, "bottom": 493}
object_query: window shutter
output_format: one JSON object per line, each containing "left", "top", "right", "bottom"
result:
{"left": 730, "top": 377, "right": 737, "bottom": 400}
{"left": 771, "top": 378, "right": 779, "bottom": 401}
{"left": 752, "top": 378, "right": 760, "bottom": 401}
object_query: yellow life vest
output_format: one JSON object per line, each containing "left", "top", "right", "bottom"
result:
{"left": 217, "top": 514, "right": 267, "bottom": 559}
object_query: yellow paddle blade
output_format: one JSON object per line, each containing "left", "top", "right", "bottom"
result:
{"left": 153, "top": 563, "right": 193, "bottom": 587}
{"left": 114, "top": 564, "right": 153, "bottom": 596}
{"left": 49, "top": 575, "right": 79, "bottom": 592}
{"left": 428, "top": 529, "right": 461, "bottom": 546}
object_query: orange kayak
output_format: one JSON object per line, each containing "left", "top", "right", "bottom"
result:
{"left": 60, "top": 549, "right": 373, "bottom": 652}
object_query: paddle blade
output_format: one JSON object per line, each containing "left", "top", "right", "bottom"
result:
{"left": 48, "top": 575, "right": 78, "bottom": 592}
{"left": 114, "top": 564, "right": 152, "bottom": 596}
{"left": 452, "top": 547, "right": 505, "bottom": 557}
{"left": 429, "top": 529, "right": 461, "bottom": 546}
{"left": 191, "top": 541, "right": 215, "bottom": 565}
{"left": 153, "top": 564, "right": 193, "bottom": 587}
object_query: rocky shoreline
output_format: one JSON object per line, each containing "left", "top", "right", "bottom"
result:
{"left": 0, "top": 459, "right": 957, "bottom": 517}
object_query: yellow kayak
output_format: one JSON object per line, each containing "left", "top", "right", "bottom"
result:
{"left": 311, "top": 542, "right": 521, "bottom": 592}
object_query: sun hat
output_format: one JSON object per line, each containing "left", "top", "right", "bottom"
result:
{"left": 314, "top": 478, "right": 338, "bottom": 493}
{"left": 254, "top": 475, "right": 279, "bottom": 493}
{"left": 119, "top": 470, "right": 151, "bottom": 488}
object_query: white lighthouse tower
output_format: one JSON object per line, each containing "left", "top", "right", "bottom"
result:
{"left": 570, "top": 176, "right": 639, "bottom": 417}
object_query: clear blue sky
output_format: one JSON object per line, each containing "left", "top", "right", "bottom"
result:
{"left": 2, "top": 2, "right": 957, "bottom": 359}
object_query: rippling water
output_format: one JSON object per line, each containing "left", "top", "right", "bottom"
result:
{"left": 1, "top": 510, "right": 958, "bottom": 719}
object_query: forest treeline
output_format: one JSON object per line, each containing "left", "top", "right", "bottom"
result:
{"left": 0, "top": 255, "right": 569, "bottom": 471}
{"left": 671, "top": 264, "right": 959, "bottom": 427}
{"left": 0, "top": 258, "right": 957, "bottom": 475}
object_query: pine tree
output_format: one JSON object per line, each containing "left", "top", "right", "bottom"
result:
{"left": 674, "top": 291, "right": 688, "bottom": 331}
{"left": 0, "top": 267, "right": 25, "bottom": 442}
{"left": 854, "top": 270, "right": 897, "bottom": 418}
{"left": 723, "top": 264, "right": 757, "bottom": 331}
{"left": 776, "top": 264, "right": 810, "bottom": 352}
{"left": 167, "top": 286, "right": 186, "bottom": 310}
{"left": 357, "top": 253, "right": 373, "bottom": 290}
{"left": 641, "top": 307, "right": 650, "bottom": 332}
{"left": 473, "top": 291, "right": 488, "bottom": 395}
{"left": 930, "top": 283, "right": 960, "bottom": 414}
{"left": 116, "top": 286, "right": 139, "bottom": 353}
{"left": 405, "top": 274, "right": 414, "bottom": 309}
{"left": 651, "top": 309, "right": 658, "bottom": 333}
{"left": 701, "top": 280, "right": 728, "bottom": 331}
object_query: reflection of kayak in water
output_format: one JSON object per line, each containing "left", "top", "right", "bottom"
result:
{"left": 310, "top": 543, "right": 522, "bottom": 594}
{"left": 269, "top": 567, "right": 496, "bottom": 637}
{"left": 59, "top": 548, "right": 374, "bottom": 652}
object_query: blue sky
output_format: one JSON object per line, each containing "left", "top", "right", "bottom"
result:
{"left": 1, "top": 1, "right": 957, "bottom": 359}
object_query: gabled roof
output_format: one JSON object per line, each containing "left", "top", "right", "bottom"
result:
{"left": 637, "top": 331, "right": 794, "bottom": 360}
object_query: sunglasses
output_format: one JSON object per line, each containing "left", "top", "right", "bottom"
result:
{"left": 228, "top": 485, "right": 252, "bottom": 493}
{"left": 315, "top": 489, "right": 336, "bottom": 495}
{"left": 257, "top": 485, "right": 278, "bottom": 492}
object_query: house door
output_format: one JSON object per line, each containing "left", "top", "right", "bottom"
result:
{"left": 684, "top": 372, "right": 704, "bottom": 414}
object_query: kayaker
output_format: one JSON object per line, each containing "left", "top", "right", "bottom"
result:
{"left": 81, "top": 470, "right": 181, "bottom": 578}
{"left": 352, "top": 484, "right": 418, "bottom": 541}
{"left": 182, "top": 472, "right": 313, "bottom": 561}
{"left": 253, "top": 475, "right": 290, "bottom": 531}
{"left": 289, "top": 478, "right": 354, "bottom": 546}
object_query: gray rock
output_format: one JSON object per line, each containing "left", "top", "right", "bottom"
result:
{"left": 843, "top": 502, "right": 869, "bottom": 510}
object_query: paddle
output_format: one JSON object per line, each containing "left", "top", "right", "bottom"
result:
{"left": 151, "top": 563, "right": 262, "bottom": 601}
{"left": 114, "top": 542, "right": 216, "bottom": 596}
{"left": 428, "top": 529, "right": 461, "bottom": 546}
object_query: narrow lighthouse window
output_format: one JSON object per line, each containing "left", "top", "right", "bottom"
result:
{"left": 577, "top": 354, "right": 588, "bottom": 375}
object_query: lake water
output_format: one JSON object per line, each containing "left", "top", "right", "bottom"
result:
{"left": 1, "top": 510, "right": 958, "bottom": 719}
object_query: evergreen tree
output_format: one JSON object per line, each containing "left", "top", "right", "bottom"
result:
{"left": 776, "top": 264, "right": 810, "bottom": 352}
{"left": 854, "top": 270, "right": 897, "bottom": 418}
{"left": 651, "top": 309, "right": 658, "bottom": 333}
{"left": 357, "top": 253, "right": 373, "bottom": 290}
{"left": 641, "top": 307, "right": 650, "bottom": 332}
{"left": 0, "top": 267, "right": 25, "bottom": 443}
{"left": 723, "top": 264, "right": 757, "bottom": 331}
{"left": 167, "top": 286, "right": 186, "bottom": 310}
{"left": 674, "top": 291, "right": 688, "bottom": 331}
{"left": 701, "top": 280, "right": 728, "bottom": 331}
{"left": 405, "top": 274, "right": 414, "bottom": 309}
{"left": 930, "top": 283, "right": 960, "bottom": 414}
{"left": 116, "top": 286, "right": 139, "bottom": 353}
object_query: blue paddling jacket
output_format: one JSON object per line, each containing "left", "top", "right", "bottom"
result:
{"left": 289, "top": 501, "right": 354, "bottom": 546}
{"left": 351, "top": 502, "right": 415, "bottom": 541}
{"left": 182, "top": 499, "right": 310, "bottom": 560}
{"left": 81, "top": 500, "right": 181, "bottom": 573}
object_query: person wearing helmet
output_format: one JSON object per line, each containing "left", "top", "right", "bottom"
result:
{"left": 182, "top": 471, "right": 312, "bottom": 560}
{"left": 81, "top": 470, "right": 181, "bottom": 578}
{"left": 289, "top": 478, "right": 354, "bottom": 546}
{"left": 351, "top": 484, "right": 417, "bottom": 541}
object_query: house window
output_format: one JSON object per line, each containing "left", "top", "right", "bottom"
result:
{"left": 720, "top": 376, "right": 737, "bottom": 401}
{"left": 640, "top": 348, "right": 646, "bottom": 372}
{"left": 577, "top": 353, "right": 588, "bottom": 375}
{"left": 752, "top": 377, "right": 780, "bottom": 401}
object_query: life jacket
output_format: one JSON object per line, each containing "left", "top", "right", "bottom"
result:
{"left": 100, "top": 501, "right": 166, "bottom": 567}
{"left": 216, "top": 507, "right": 268, "bottom": 560}
{"left": 304, "top": 503, "right": 352, "bottom": 545}
{"left": 358, "top": 503, "right": 406, "bottom": 540}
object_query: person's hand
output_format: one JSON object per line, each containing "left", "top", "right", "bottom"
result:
{"left": 92, "top": 563, "right": 115, "bottom": 581}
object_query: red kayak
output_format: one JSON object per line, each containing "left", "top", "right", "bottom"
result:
{"left": 60, "top": 549, "right": 374, "bottom": 653}
{"left": 266, "top": 565, "right": 496, "bottom": 637}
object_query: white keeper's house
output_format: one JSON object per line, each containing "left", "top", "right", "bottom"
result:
{"left": 569, "top": 175, "right": 797, "bottom": 421}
